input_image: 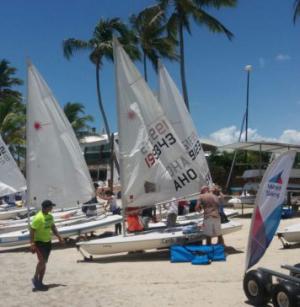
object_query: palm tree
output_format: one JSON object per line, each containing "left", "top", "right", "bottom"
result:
{"left": 294, "top": 0, "right": 300, "bottom": 23}
{"left": 130, "top": 5, "right": 178, "bottom": 82}
{"left": 63, "top": 102, "right": 94, "bottom": 138}
{"left": 62, "top": 18, "right": 140, "bottom": 143}
{"left": 0, "top": 59, "right": 23, "bottom": 101}
{"left": 159, "top": 0, "right": 236, "bottom": 110}
{"left": 0, "top": 60, "right": 25, "bottom": 161}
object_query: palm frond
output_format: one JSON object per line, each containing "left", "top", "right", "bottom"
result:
{"left": 192, "top": 7, "right": 234, "bottom": 40}
{"left": 294, "top": 0, "right": 300, "bottom": 23}
{"left": 62, "top": 39, "right": 91, "bottom": 60}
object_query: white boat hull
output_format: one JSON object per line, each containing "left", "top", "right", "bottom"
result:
{"left": 0, "top": 207, "right": 35, "bottom": 220}
{"left": 77, "top": 220, "right": 242, "bottom": 256}
{"left": 0, "top": 214, "right": 122, "bottom": 247}
{"left": 278, "top": 223, "right": 300, "bottom": 243}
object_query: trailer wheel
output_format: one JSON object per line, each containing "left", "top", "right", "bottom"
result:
{"left": 290, "top": 263, "right": 300, "bottom": 278}
{"left": 272, "top": 282, "right": 299, "bottom": 307}
{"left": 243, "top": 270, "right": 272, "bottom": 305}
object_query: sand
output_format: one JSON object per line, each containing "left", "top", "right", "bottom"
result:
{"left": 1, "top": 210, "right": 300, "bottom": 307}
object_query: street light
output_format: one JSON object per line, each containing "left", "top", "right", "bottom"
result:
{"left": 244, "top": 65, "right": 252, "bottom": 142}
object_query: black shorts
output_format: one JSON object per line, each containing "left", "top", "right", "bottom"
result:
{"left": 35, "top": 241, "right": 52, "bottom": 262}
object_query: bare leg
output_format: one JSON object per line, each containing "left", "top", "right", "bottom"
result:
{"left": 217, "top": 235, "right": 224, "bottom": 245}
{"left": 34, "top": 259, "right": 46, "bottom": 284}
{"left": 206, "top": 237, "right": 212, "bottom": 245}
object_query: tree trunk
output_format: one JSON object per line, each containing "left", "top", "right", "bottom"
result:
{"left": 95, "top": 62, "right": 120, "bottom": 177}
{"left": 96, "top": 62, "right": 111, "bottom": 143}
{"left": 179, "top": 21, "right": 190, "bottom": 111}
{"left": 143, "top": 51, "right": 148, "bottom": 82}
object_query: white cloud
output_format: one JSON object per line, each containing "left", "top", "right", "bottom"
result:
{"left": 209, "top": 126, "right": 240, "bottom": 145}
{"left": 275, "top": 54, "right": 291, "bottom": 61}
{"left": 278, "top": 130, "right": 300, "bottom": 144}
{"left": 208, "top": 126, "right": 300, "bottom": 146}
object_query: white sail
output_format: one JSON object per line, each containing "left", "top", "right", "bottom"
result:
{"left": 113, "top": 38, "right": 206, "bottom": 208}
{"left": 26, "top": 63, "right": 94, "bottom": 208}
{"left": 158, "top": 62, "right": 212, "bottom": 186}
{"left": 0, "top": 135, "right": 26, "bottom": 197}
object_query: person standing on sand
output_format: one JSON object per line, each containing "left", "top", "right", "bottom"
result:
{"left": 196, "top": 186, "right": 224, "bottom": 246}
{"left": 30, "top": 200, "right": 64, "bottom": 291}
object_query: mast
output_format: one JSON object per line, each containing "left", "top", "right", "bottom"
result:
{"left": 113, "top": 37, "right": 127, "bottom": 236}
{"left": 25, "top": 60, "right": 32, "bottom": 227}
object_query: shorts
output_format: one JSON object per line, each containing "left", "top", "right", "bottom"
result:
{"left": 167, "top": 213, "right": 177, "bottom": 228}
{"left": 35, "top": 241, "right": 52, "bottom": 262}
{"left": 203, "top": 217, "right": 221, "bottom": 237}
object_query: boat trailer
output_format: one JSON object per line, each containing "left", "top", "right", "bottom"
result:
{"left": 243, "top": 264, "right": 300, "bottom": 306}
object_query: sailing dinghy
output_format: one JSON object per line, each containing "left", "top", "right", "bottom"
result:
{"left": 0, "top": 62, "right": 122, "bottom": 247}
{"left": 77, "top": 39, "right": 242, "bottom": 258}
{"left": 277, "top": 222, "right": 300, "bottom": 247}
{"left": 0, "top": 135, "right": 30, "bottom": 220}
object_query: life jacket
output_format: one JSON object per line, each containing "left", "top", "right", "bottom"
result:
{"left": 127, "top": 215, "right": 144, "bottom": 232}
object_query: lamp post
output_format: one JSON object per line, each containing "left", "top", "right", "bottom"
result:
{"left": 244, "top": 65, "right": 252, "bottom": 142}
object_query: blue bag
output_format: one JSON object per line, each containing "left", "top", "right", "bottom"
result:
{"left": 170, "top": 245, "right": 197, "bottom": 262}
{"left": 191, "top": 254, "right": 211, "bottom": 265}
{"left": 170, "top": 244, "right": 226, "bottom": 263}
{"left": 210, "top": 244, "right": 226, "bottom": 261}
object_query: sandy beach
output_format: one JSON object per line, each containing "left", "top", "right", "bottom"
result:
{"left": 1, "top": 211, "right": 300, "bottom": 307}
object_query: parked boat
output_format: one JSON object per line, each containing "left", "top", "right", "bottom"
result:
{"left": 277, "top": 223, "right": 300, "bottom": 247}
{"left": 77, "top": 39, "right": 242, "bottom": 259}
{"left": 78, "top": 220, "right": 242, "bottom": 257}
{"left": 0, "top": 214, "right": 122, "bottom": 247}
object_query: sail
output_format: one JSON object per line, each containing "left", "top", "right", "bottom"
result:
{"left": 245, "top": 150, "right": 296, "bottom": 271}
{"left": 26, "top": 63, "right": 94, "bottom": 208}
{"left": 158, "top": 62, "right": 212, "bottom": 186}
{"left": 113, "top": 38, "right": 206, "bottom": 208}
{"left": 0, "top": 135, "right": 26, "bottom": 197}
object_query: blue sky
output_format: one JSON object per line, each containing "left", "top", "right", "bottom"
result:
{"left": 1, "top": 0, "right": 300, "bottom": 145}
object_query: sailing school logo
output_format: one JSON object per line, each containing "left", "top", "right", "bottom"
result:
{"left": 0, "top": 145, "right": 11, "bottom": 166}
{"left": 266, "top": 171, "right": 283, "bottom": 199}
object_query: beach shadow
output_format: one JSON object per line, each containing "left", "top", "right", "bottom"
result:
{"left": 77, "top": 245, "right": 243, "bottom": 263}
{"left": 77, "top": 249, "right": 170, "bottom": 264}
{"left": 278, "top": 242, "right": 300, "bottom": 250}
{"left": 244, "top": 300, "right": 272, "bottom": 306}
{"left": 236, "top": 213, "right": 252, "bottom": 219}
{"left": 32, "top": 283, "right": 67, "bottom": 292}
{"left": 0, "top": 245, "right": 29, "bottom": 253}
{"left": 46, "top": 283, "right": 67, "bottom": 289}
{"left": 224, "top": 246, "right": 243, "bottom": 255}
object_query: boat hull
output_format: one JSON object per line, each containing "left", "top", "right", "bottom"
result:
{"left": 0, "top": 214, "right": 122, "bottom": 247}
{"left": 278, "top": 223, "right": 300, "bottom": 243}
{"left": 77, "top": 220, "right": 242, "bottom": 256}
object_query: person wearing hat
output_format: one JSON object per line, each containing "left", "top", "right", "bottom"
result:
{"left": 30, "top": 200, "right": 64, "bottom": 291}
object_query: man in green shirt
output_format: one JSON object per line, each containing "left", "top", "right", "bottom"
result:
{"left": 30, "top": 200, "right": 64, "bottom": 291}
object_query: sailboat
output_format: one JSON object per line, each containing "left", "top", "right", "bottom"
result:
{"left": 0, "top": 135, "right": 28, "bottom": 219}
{"left": 77, "top": 38, "right": 242, "bottom": 258}
{"left": 157, "top": 61, "right": 238, "bottom": 221}
{"left": 158, "top": 61, "right": 212, "bottom": 186}
{"left": 0, "top": 62, "right": 122, "bottom": 247}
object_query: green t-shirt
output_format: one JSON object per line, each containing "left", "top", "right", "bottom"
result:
{"left": 31, "top": 210, "right": 54, "bottom": 242}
